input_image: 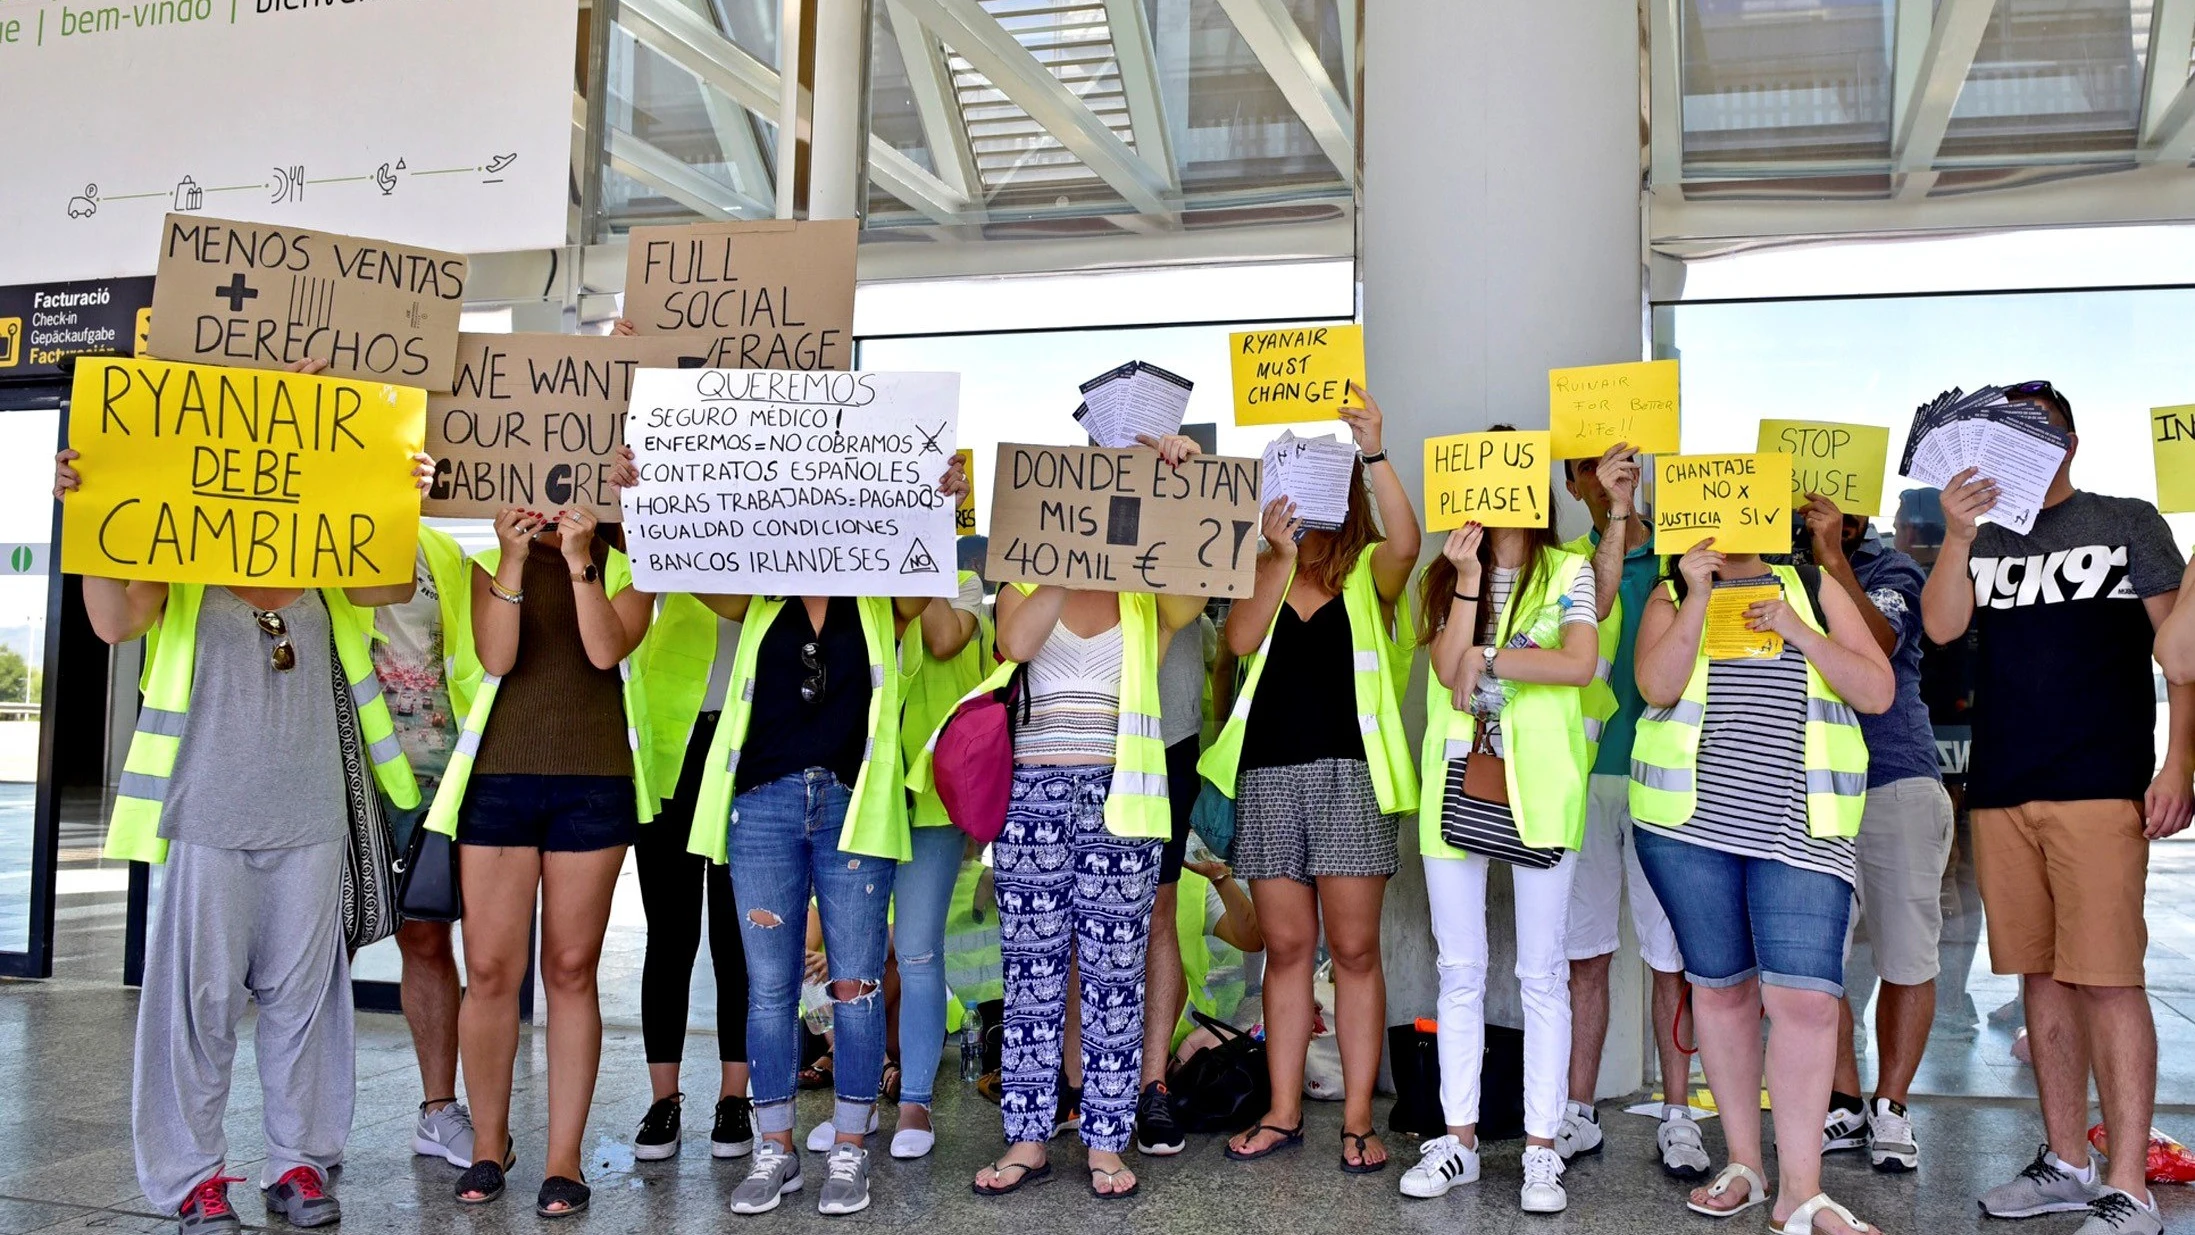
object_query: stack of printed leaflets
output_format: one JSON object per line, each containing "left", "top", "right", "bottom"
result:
{"left": 1260, "top": 430, "right": 1356, "bottom": 531}
{"left": 1900, "top": 386, "right": 2069, "bottom": 536}
{"left": 1073, "top": 361, "right": 1193, "bottom": 448}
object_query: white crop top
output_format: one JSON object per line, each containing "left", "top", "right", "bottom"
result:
{"left": 1016, "top": 622, "right": 1124, "bottom": 761}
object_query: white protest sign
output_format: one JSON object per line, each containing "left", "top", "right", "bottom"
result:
{"left": 623, "top": 369, "right": 961, "bottom": 597}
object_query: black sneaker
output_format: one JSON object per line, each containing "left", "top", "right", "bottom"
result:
{"left": 634, "top": 1094, "right": 682, "bottom": 1161}
{"left": 1053, "top": 1078, "right": 1084, "bottom": 1138}
{"left": 1134, "top": 1082, "right": 1185, "bottom": 1156}
{"left": 712, "top": 1095, "right": 756, "bottom": 1160}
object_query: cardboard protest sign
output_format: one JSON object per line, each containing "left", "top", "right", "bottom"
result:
{"left": 1548, "top": 359, "right": 1680, "bottom": 459}
{"left": 1423, "top": 431, "right": 1552, "bottom": 530}
{"left": 2153, "top": 404, "right": 2195, "bottom": 514}
{"left": 955, "top": 448, "right": 977, "bottom": 535}
{"left": 1653, "top": 453, "right": 1793, "bottom": 556}
{"left": 987, "top": 445, "right": 1263, "bottom": 597}
{"left": 1230, "top": 323, "right": 1363, "bottom": 425}
{"left": 624, "top": 219, "right": 857, "bottom": 372}
{"left": 622, "top": 368, "right": 960, "bottom": 597}
{"left": 62, "top": 357, "right": 423, "bottom": 587}
{"left": 424, "top": 333, "right": 699, "bottom": 520}
{"left": 147, "top": 214, "right": 468, "bottom": 390}
{"left": 1757, "top": 419, "right": 1889, "bottom": 516}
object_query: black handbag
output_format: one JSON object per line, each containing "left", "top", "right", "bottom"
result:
{"left": 1168, "top": 1009, "right": 1271, "bottom": 1134}
{"left": 395, "top": 821, "right": 462, "bottom": 923}
{"left": 331, "top": 629, "right": 400, "bottom": 951}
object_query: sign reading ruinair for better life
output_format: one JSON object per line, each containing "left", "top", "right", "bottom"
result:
{"left": 987, "top": 445, "right": 1263, "bottom": 596}
{"left": 425, "top": 333, "right": 701, "bottom": 520}
{"left": 1230, "top": 324, "right": 1363, "bottom": 425}
{"left": 624, "top": 219, "right": 857, "bottom": 372}
{"left": 147, "top": 214, "right": 468, "bottom": 390}
{"left": 1653, "top": 453, "right": 1793, "bottom": 556}
{"left": 1757, "top": 419, "right": 1889, "bottom": 516}
{"left": 623, "top": 368, "right": 960, "bottom": 597}
{"left": 1423, "top": 431, "right": 1552, "bottom": 530}
{"left": 2153, "top": 404, "right": 2195, "bottom": 514}
{"left": 62, "top": 357, "right": 424, "bottom": 587}
{"left": 1548, "top": 359, "right": 1681, "bottom": 459}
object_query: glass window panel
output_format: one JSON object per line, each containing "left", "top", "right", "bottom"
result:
{"left": 0, "top": 409, "right": 55, "bottom": 957}
{"left": 1940, "top": 0, "right": 2140, "bottom": 159}
{"left": 1679, "top": 0, "right": 1893, "bottom": 170}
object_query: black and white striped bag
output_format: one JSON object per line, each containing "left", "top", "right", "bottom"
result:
{"left": 330, "top": 628, "right": 400, "bottom": 951}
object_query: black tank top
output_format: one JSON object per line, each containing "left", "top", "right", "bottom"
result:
{"left": 1239, "top": 595, "right": 1366, "bottom": 771}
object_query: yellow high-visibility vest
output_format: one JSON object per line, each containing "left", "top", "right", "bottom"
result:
{"left": 1559, "top": 532, "right": 1625, "bottom": 764}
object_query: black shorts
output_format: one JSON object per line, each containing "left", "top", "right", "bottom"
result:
{"left": 1159, "top": 736, "right": 1201, "bottom": 884}
{"left": 457, "top": 773, "right": 640, "bottom": 852}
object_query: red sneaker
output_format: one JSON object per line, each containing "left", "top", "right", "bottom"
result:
{"left": 178, "top": 1173, "right": 243, "bottom": 1235}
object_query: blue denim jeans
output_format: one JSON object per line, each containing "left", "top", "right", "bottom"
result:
{"left": 890, "top": 824, "right": 965, "bottom": 1108}
{"left": 729, "top": 770, "right": 897, "bottom": 1136}
{"left": 1634, "top": 828, "right": 1852, "bottom": 996}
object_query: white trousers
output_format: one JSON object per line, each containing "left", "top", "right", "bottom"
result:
{"left": 1424, "top": 852, "right": 1578, "bottom": 1140}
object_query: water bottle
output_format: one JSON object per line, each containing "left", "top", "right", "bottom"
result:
{"left": 959, "top": 1018, "right": 983, "bottom": 1080}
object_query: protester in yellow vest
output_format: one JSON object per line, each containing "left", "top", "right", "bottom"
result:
{"left": 951, "top": 432, "right": 1209, "bottom": 1203}
{"left": 690, "top": 456, "right": 972, "bottom": 1219}
{"left": 371, "top": 524, "right": 485, "bottom": 1171}
{"left": 436, "top": 500, "right": 659, "bottom": 1219}
{"left": 1628, "top": 537, "right": 1891, "bottom": 1233}
{"left": 1402, "top": 517, "right": 1598, "bottom": 1214}
{"left": 57, "top": 434, "right": 429, "bottom": 1233}
{"left": 1202, "top": 384, "right": 1421, "bottom": 1175}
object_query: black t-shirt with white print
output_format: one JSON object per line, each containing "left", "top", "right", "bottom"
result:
{"left": 1964, "top": 490, "right": 2186, "bottom": 809}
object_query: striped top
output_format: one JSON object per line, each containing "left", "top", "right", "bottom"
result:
{"left": 1467, "top": 561, "right": 1600, "bottom": 756}
{"left": 1016, "top": 622, "right": 1124, "bottom": 762}
{"left": 1635, "top": 581, "right": 1857, "bottom": 884}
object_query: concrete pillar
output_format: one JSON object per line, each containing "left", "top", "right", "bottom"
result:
{"left": 1362, "top": 2, "right": 1649, "bottom": 1098}
{"left": 807, "top": 0, "right": 870, "bottom": 219}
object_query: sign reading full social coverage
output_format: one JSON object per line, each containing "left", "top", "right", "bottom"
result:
{"left": 622, "top": 368, "right": 960, "bottom": 597}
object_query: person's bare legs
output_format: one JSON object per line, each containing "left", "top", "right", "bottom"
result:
{"left": 1320, "top": 873, "right": 1390, "bottom": 1169}
{"left": 455, "top": 844, "right": 541, "bottom": 1193}
{"left": 396, "top": 920, "right": 461, "bottom": 1106}
{"left": 1762, "top": 985, "right": 1864, "bottom": 1234}
{"left": 1227, "top": 877, "right": 1318, "bottom": 1156}
{"left": 1870, "top": 979, "right": 1934, "bottom": 1104}
{"left": 1566, "top": 953, "right": 1612, "bottom": 1102}
{"left": 2024, "top": 973, "right": 2098, "bottom": 1172}
{"left": 2081, "top": 982, "right": 2158, "bottom": 1201}
{"left": 1686, "top": 978, "right": 1764, "bottom": 1213}
{"left": 1652, "top": 968, "right": 1691, "bottom": 1103}
{"left": 537, "top": 846, "right": 625, "bottom": 1205}
{"left": 1141, "top": 882, "right": 1184, "bottom": 1085}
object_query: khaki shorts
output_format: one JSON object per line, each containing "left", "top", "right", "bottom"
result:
{"left": 1848, "top": 778, "right": 1955, "bottom": 986}
{"left": 1973, "top": 799, "right": 2150, "bottom": 988}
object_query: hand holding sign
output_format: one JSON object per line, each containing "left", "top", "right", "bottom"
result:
{"left": 1653, "top": 454, "right": 1791, "bottom": 557}
{"left": 1424, "top": 431, "right": 1551, "bottom": 530}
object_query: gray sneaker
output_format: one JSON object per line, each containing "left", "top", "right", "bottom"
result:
{"left": 1980, "top": 1145, "right": 2108, "bottom": 1218}
{"left": 413, "top": 1100, "right": 478, "bottom": 1168}
{"left": 178, "top": 1176, "right": 242, "bottom": 1235}
{"left": 816, "top": 1143, "right": 871, "bottom": 1216}
{"left": 261, "top": 1166, "right": 340, "bottom": 1228}
{"left": 729, "top": 1142, "right": 803, "bottom": 1216}
{"left": 2074, "top": 1190, "right": 2164, "bottom": 1235}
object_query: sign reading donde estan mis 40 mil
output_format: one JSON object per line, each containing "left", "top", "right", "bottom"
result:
{"left": 986, "top": 445, "right": 1264, "bottom": 597}
{"left": 60, "top": 357, "right": 425, "bottom": 588}
{"left": 621, "top": 368, "right": 960, "bottom": 598}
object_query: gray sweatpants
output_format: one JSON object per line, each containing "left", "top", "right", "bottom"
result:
{"left": 132, "top": 840, "right": 354, "bottom": 1213}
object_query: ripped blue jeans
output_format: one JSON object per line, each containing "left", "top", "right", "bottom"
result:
{"left": 729, "top": 770, "right": 897, "bottom": 1136}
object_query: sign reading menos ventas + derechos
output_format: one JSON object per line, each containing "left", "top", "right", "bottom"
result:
{"left": 621, "top": 368, "right": 961, "bottom": 598}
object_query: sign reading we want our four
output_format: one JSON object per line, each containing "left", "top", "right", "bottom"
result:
{"left": 62, "top": 357, "right": 425, "bottom": 587}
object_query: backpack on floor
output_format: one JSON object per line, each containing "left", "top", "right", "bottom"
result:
{"left": 1169, "top": 1009, "right": 1270, "bottom": 1134}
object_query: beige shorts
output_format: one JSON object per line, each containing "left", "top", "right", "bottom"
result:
{"left": 1847, "top": 778, "right": 1954, "bottom": 986}
{"left": 1973, "top": 799, "right": 2150, "bottom": 988}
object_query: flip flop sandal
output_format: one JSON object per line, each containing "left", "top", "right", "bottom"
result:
{"left": 798, "top": 1053, "right": 835, "bottom": 1090}
{"left": 1339, "top": 1131, "right": 1389, "bottom": 1175}
{"left": 454, "top": 1161, "right": 506, "bottom": 1205}
{"left": 1686, "top": 1163, "right": 1771, "bottom": 1219}
{"left": 971, "top": 1160, "right": 1054, "bottom": 1196}
{"left": 1224, "top": 1122, "right": 1306, "bottom": 1162}
{"left": 880, "top": 1059, "right": 903, "bottom": 1104}
{"left": 1774, "top": 1192, "right": 1873, "bottom": 1235}
{"left": 535, "top": 1175, "right": 590, "bottom": 1219}
{"left": 1089, "top": 1167, "right": 1140, "bottom": 1200}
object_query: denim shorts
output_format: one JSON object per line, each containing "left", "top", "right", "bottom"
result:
{"left": 457, "top": 773, "right": 640, "bottom": 852}
{"left": 1633, "top": 827, "right": 1852, "bottom": 996}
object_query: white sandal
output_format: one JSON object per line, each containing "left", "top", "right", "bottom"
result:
{"left": 1774, "top": 1192, "right": 1872, "bottom": 1235}
{"left": 1685, "top": 1162, "right": 1771, "bottom": 1219}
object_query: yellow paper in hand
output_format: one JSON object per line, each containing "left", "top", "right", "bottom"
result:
{"left": 1703, "top": 584, "right": 1784, "bottom": 661}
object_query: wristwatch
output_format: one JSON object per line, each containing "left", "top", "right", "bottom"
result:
{"left": 1481, "top": 645, "right": 1499, "bottom": 677}
{"left": 571, "top": 563, "right": 600, "bottom": 585}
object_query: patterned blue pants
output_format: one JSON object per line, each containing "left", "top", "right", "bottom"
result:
{"left": 995, "top": 764, "right": 1161, "bottom": 1151}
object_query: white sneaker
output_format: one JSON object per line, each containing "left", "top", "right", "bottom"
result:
{"left": 1399, "top": 1135, "right": 1480, "bottom": 1199}
{"left": 1823, "top": 1103, "right": 1868, "bottom": 1153}
{"left": 1866, "top": 1098, "right": 1918, "bottom": 1173}
{"left": 1657, "top": 1111, "right": 1711, "bottom": 1179}
{"left": 411, "top": 1101, "right": 477, "bottom": 1168}
{"left": 1553, "top": 1100, "right": 1602, "bottom": 1161}
{"left": 1519, "top": 1145, "right": 1567, "bottom": 1214}
{"left": 805, "top": 1110, "right": 880, "bottom": 1153}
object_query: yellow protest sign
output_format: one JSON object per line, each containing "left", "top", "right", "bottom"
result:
{"left": 1230, "top": 324, "right": 1364, "bottom": 425}
{"left": 1653, "top": 453, "right": 1792, "bottom": 556}
{"left": 955, "top": 447, "right": 977, "bottom": 536}
{"left": 2153, "top": 404, "right": 2195, "bottom": 514}
{"left": 62, "top": 357, "right": 424, "bottom": 587}
{"left": 1756, "top": 419, "right": 1889, "bottom": 516}
{"left": 1423, "top": 431, "right": 1551, "bottom": 531}
{"left": 1548, "top": 359, "right": 1681, "bottom": 459}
